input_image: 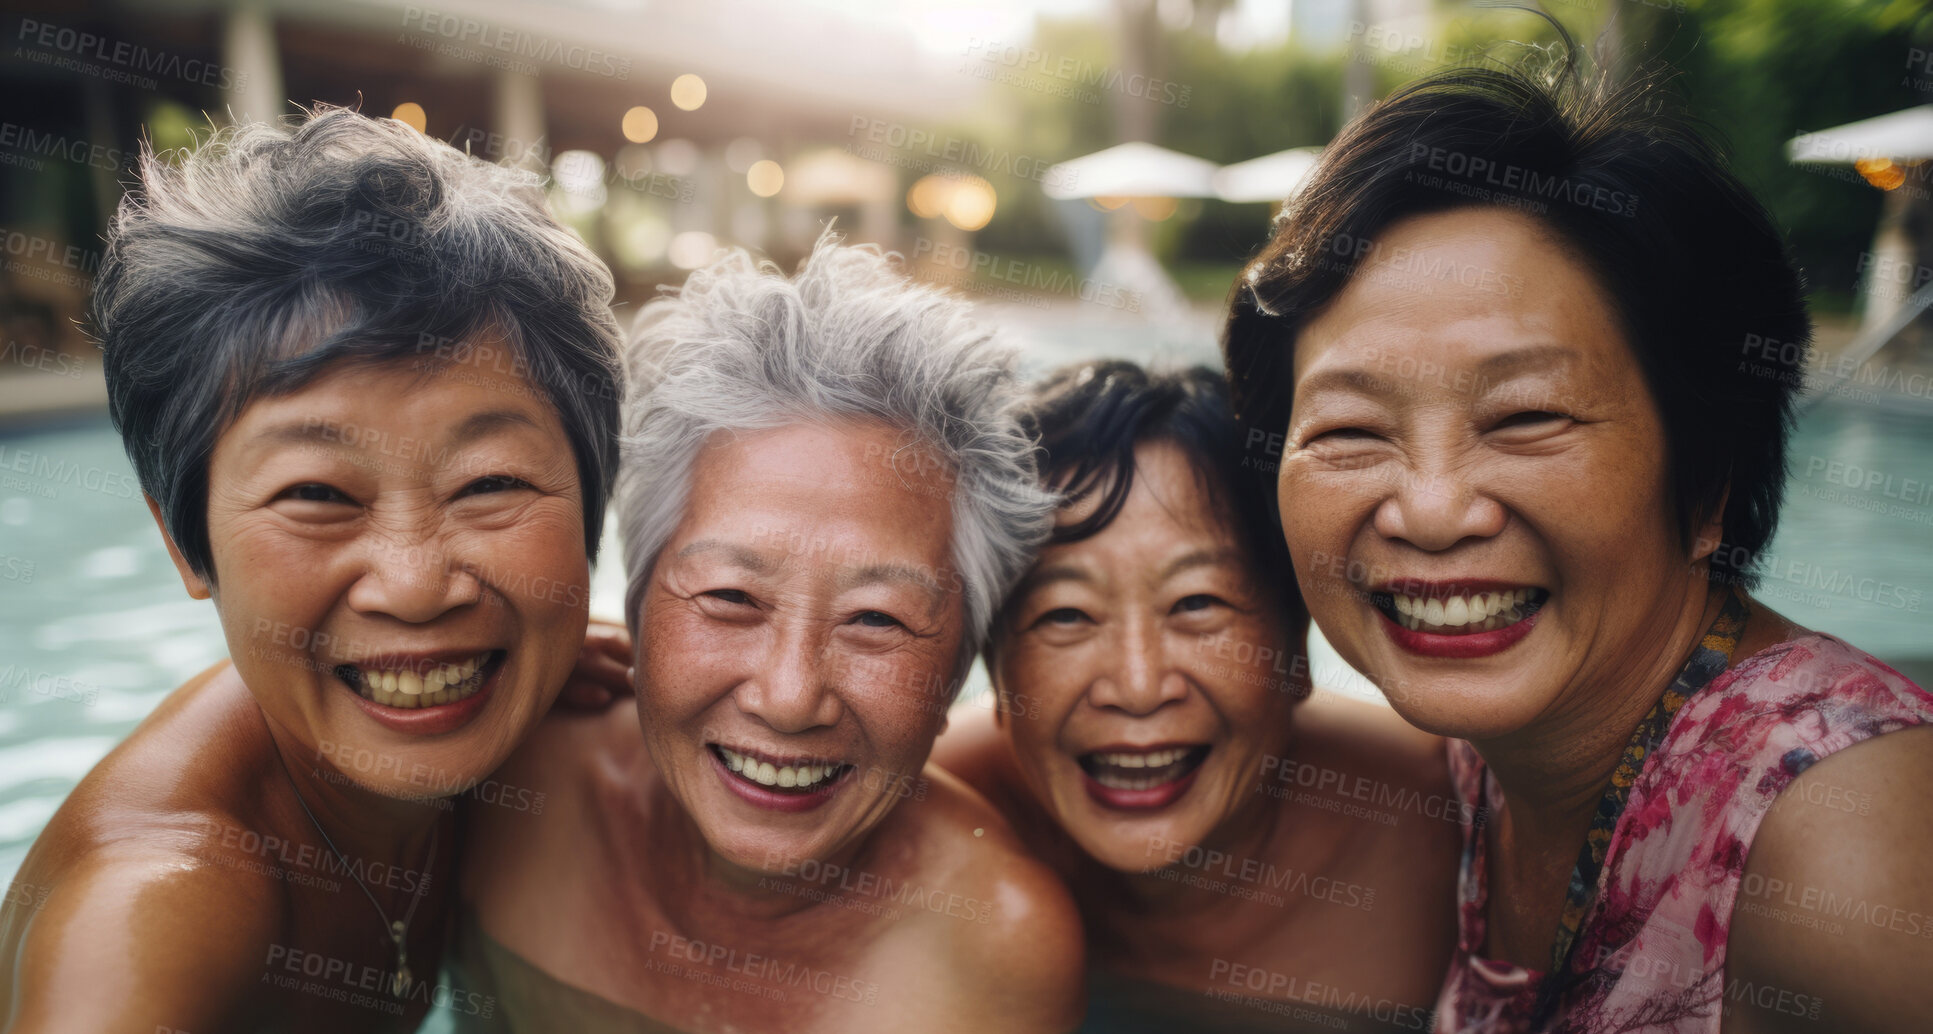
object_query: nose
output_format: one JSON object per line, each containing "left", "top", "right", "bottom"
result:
{"left": 1086, "top": 611, "right": 1188, "bottom": 716}
{"left": 1372, "top": 461, "right": 1507, "bottom": 553}
{"left": 734, "top": 620, "right": 843, "bottom": 734}
{"left": 344, "top": 529, "right": 482, "bottom": 624}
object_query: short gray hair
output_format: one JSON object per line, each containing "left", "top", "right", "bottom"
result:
{"left": 94, "top": 105, "right": 623, "bottom": 580}
{"left": 616, "top": 237, "right": 1054, "bottom": 684}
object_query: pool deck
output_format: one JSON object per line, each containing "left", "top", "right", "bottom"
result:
{"left": 0, "top": 367, "right": 106, "bottom": 428}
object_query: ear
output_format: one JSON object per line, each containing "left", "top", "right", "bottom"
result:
{"left": 145, "top": 495, "right": 211, "bottom": 601}
{"left": 1689, "top": 486, "right": 1731, "bottom": 564}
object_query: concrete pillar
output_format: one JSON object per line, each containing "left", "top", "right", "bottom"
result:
{"left": 221, "top": 2, "right": 284, "bottom": 126}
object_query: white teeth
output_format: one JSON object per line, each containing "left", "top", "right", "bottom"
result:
{"left": 1385, "top": 591, "right": 1539, "bottom": 632}
{"left": 352, "top": 652, "right": 491, "bottom": 709}
{"left": 1092, "top": 748, "right": 1189, "bottom": 769}
{"left": 1085, "top": 748, "right": 1199, "bottom": 790}
{"left": 716, "top": 747, "right": 842, "bottom": 790}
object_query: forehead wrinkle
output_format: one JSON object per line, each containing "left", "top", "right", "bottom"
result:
{"left": 674, "top": 538, "right": 782, "bottom": 575}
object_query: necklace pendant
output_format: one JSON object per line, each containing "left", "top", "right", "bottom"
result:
{"left": 392, "top": 963, "right": 411, "bottom": 998}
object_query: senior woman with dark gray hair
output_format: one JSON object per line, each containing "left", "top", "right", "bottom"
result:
{"left": 0, "top": 107, "right": 625, "bottom": 1033}
{"left": 454, "top": 239, "right": 1086, "bottom": 1033}
{"left": 1225, "top": 66, "right": 1933, "bottom": 1032}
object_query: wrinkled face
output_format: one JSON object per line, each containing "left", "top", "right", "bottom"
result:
{"left": 992, "top": 440, "right": 1298, "bottom": 872}
{"left": 198, "top": 343, "right": 590, "bottom": 797}
{"left": 636, "top": 419, "right": 965, "bottom": 874}
{"left": 1281, "top": 207, "right": 1712, "bottom": 741}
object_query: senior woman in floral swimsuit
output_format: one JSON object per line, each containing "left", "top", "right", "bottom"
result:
{"left": 1224, "top": 67, "right": 1933, "bottom": 1033}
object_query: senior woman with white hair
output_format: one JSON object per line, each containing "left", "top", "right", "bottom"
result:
{"left": 453, "top": 239, "right": 1086, "bottom": 1033}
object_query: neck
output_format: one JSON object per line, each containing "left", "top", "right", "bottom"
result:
{"left": 1107, "top": 739, "right": 1300, "bottom": 918}
{"left": 1473, "top": 581, "right": 1732, "bottom": 884}
{"left": 650, "top": 781, "right": 877, "bottom": 927}
{"left": 263, "top": 718, "right": 448, "bottom": 886}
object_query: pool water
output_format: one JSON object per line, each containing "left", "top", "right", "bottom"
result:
{"left": 2, "top": 307, "right": 1929, "bottom": 1034}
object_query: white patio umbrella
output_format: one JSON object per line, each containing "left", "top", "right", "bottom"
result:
{"left": 1785, "top": 106, "right": 1933, "bottom": 409}
{"left": 1787, "top": 105, "right": 1933, "bottom": 164}
{"left": 1212, "top": 146, "right": 1323, "bottom": 204}
{"left": 1041, "top": 141, "right": 1221, "bottom": 200}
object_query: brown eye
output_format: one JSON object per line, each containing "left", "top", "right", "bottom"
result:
{"left": 852, "top": 610, "right": 904, "bottom": 629}
{"left": 1034, "top": 607, "right": 1090, "bottom": 628}
{"left": 278, "top": 483, "right": 352, "bottom": 504}
{"left": 457, "top": 474, "right": 534, "bottom": 498}
{"left": 1172, "top": 594, "right": 1223, "bottom": 615}
{"left": 1494, "top": 411, "right": 1569, "bottom": 429}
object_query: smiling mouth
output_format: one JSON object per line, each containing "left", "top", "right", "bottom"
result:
{"left": 1371, "top": 588, "right": 1548, "bottom": 635}
{"left": 334, "top": 651, "right": 502, "bottom": 709}
{"left": 711, "top": 745, "right": 851, "bottom": 794}
{"left": 1078, "top": 746, "right": 1209, "bottom": 791}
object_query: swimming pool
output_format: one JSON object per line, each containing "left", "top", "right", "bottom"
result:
{"left": 3, "top": 331, "right": 1929, "bottom": 890}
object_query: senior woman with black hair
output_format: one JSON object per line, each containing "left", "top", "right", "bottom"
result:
{"left": 0, "top": 108, "right": 625, "bottom": 1033}
{"left": 453, "top": 239, "right": 1085, "bottom": 1033}
{"left": 1224, "top": 67, "right": 1933, "bottom": 1032}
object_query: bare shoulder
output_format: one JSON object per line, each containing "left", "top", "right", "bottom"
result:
{"left": 895, "top": 765, "right": 1084, "bottom": 1031}
{"left": 1294, "top": 689, "right": 1450, "bottom": 792}
{"left": 459, "top": 704, "right": 642, "bottom": 922}
{"left": 2, "top": 662, "right": 295, "bottom": 1032}
{"left": 927, "top": 705, "right": 1014, "bottom": 806}
{"left": 1727, "top": 725, "right": 1933, "bottom": 1034}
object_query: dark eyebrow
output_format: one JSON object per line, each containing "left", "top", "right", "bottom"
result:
{"left": 1473, "top": 344, "right": 1578, "bottom": 378}
{"left": 1295, "top": 365, "right": 1392, "bottom": 401}
{"left": 448, "top": 408, "right": 542, "bottom": 444}
{"left": 1298, "top": 344, "right": 1580, "bottom": 400}
{"left": 1157, "top": 547, "right": 1240, "bottom": 582}
{"left": 1015, "top": 562, "right": 1095, "bottom": 596}
{"left": 674, "top": 539, "right": 780, "bottom": 575}
{"left": 250, "top": 408, "right": 542, "bottom": 449}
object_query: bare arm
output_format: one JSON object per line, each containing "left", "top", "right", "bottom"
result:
{"left": 5, "top": 848, "right": 283, "bottom": 1034}
{"left": 1725, "top": 725, "right": 1933, "bottom": 1034}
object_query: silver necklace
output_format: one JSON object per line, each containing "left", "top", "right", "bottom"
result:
{"left": 282, "top": 769, "right": 439, "bottom": 998}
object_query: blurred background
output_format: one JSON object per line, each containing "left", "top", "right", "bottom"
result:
{"left": 1, "top": 0, "right": 1930, "bottom": 905}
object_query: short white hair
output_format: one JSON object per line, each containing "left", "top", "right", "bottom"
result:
{"left": 616, "top": 235, "right": 1055, "bottom": 686}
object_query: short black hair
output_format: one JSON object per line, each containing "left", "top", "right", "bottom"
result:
{"left": 1016, "top": 361, "right": 1296, "bottom": 611}
{"left": 93, "top": 106, "right": 624, "bottom": 581}
{"left": 1222, "top": 67, "right": 1810, "bottom": 586}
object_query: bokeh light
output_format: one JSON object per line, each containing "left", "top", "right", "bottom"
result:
{"left": 746, "top": 159, "right": 785, "bottom": 197}
{"left": 621, "top": 106, "right": 659, "bottom": 144}
{"left": 670, "top": 74, "right": 707, "bottom": 111}
{"left": 390, "top": 102, "right": 426, "bottom": 132}
{"left": 942, "top": 176, "right": 997, "bottom": 231}
{"left": 668, "top": 230, "right": 718, "bottom": 269}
